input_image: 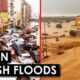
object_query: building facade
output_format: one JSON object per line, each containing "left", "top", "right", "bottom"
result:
{"left": 0, "top": 0, "right": 8, "bottom": 34}
{"left": 21, "top": 0, "right": 31, "bottom": 29}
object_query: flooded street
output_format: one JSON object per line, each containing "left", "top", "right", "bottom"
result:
{"left": 42, "top": 21, "right": 80, "bottom": 80}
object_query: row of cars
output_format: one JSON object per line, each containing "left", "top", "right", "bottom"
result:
{"left": 0, "top": 25, "right": 40, "bottom": 80}
{"left": 0, "top": 24, "right": 39, "bottom": 64}
{"left": 0, "top": 24, "right": 40, "bottom": 80}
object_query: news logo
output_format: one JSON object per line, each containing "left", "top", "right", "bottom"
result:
{"left": 0, "top": 51, "right": 61, "bottom": 76}
{"left": 0, "top": 64, "right": 60, "bottom": 76}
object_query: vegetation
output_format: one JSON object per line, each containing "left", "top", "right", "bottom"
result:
{"left": 56, "top": 24, "right": 62, "bottom": 28}
{"left": 42, "top": 16, "right": 76, "bottom": 23}
{"left": 69, "top": 30, "right": 77, "bottom": 36}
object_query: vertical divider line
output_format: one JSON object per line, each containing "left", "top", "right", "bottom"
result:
{"left": 40, "top": 0, "right": 42, "bottom": 79}
{"left": 39, "top": 0, "right": 42, "bottom": 64}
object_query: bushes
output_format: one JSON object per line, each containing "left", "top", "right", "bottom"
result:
{"left": 56, "top": 24, "right": 62, "bottom": 28}
{"left": 69, "top": 30, "right": 77, "bottom": 36}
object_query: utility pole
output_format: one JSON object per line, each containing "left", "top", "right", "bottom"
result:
{"left": 42, "top": 21, "right": 49, "bottom": 59}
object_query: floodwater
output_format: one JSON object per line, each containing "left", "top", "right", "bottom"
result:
{"left": 42, "top": 21, "right": 75, "bottom": 37}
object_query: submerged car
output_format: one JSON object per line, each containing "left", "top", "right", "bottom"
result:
{"left": 20, "top": 34, "right": 30, "bottom": 40}
{"left": 26, "top": 29, "right": 33, "bottom": 34}
{"left": 5, "top": 29, "right": 14, "bottom": 35}
{"left": 19, "top": 53, "right": 33, "bottom": 64}
{"left": 12, "top": 41, "right": 25, "bottom": 56}
{"left": 29, "top": 49, "right": 39, "bottom": 63}
{"left": 29, "top": 33, "right": 37, "bottom": 39}
{"left": 24, "top": 42, "right": 39, "bottom": 51}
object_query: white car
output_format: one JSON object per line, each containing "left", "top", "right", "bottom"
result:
{"left": 15, "top": 30, "right": 23, "bottom": 34}
{"left": 3, "top": 34, "right": 10, "bottom": 38}
{"left": 0, "top": 38, "right": 3, "bottom": 42}
{"left": 5, "top": 29, "right": 13, "bottom": 35}
{"left": 6, "top": 43, "right": 12, "bottom": 49}
{"left": 30, "top": 32, "right": 37, "bottom": 39}
{"left": 18, "top": 38, "right": 25, "bottom": 42}
{"left": 12, "top": 33, "right": 20, "bottom": 38}
{"left": 14, "top": 38, "right": 25, "bottom": 45}
{"left": 19, "top": 53, "right": 33, "bottom": 64}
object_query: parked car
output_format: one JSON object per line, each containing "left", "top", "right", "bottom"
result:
{"left": 32, "top": 25, "right": 39, "bottom": 32}
{"left": 12, "top": 41, "right": 25, "bottom": 56}
{"left": 26, "top": 29, "right": 33, "bottom": 34}
{"left": 19, "top": 53, "right": 33, "bottom": 64}
{"left": 29, "top": 49, "right": 39, "bottom": 63}
{"left": 5, "top": 29, "right": 13, "bottom": 35}
{"left": 29, "top": 33, "right": 37, "bottom": 39}
{"left": 24, "top": 42, "right": 39, "bottom": 51}
{"left": 12, "top": 33, "right": 20, "bottom": 38}
{"left": 20, "top": 34, "right": 30, "bottom": 40}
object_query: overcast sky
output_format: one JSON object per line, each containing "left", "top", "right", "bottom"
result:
{"left": 42, "top": 0, "right": 80, "bottom": 16}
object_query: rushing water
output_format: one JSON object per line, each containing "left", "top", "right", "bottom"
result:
{"left": 42, "top": 21, "right": 75, "bottom": 37}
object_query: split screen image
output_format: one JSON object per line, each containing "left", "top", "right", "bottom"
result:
{"left": 0, "top": 0, "right": 80, "bottom": 80}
